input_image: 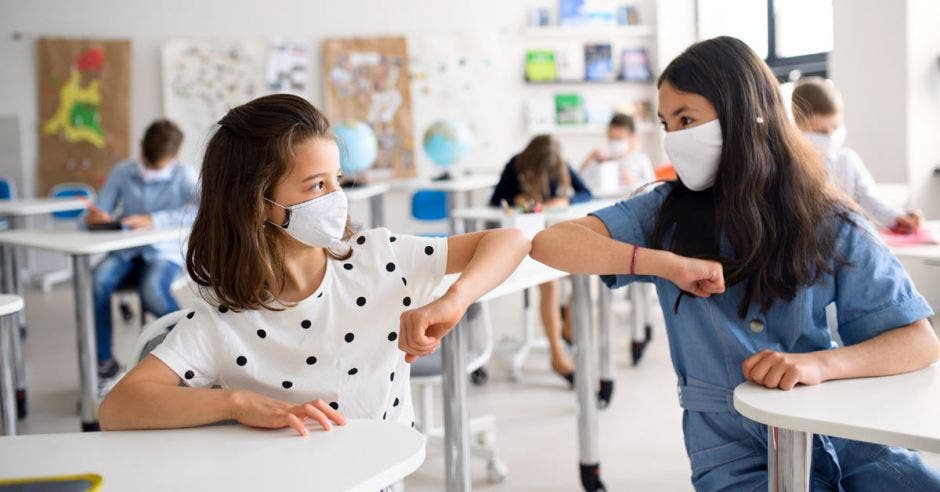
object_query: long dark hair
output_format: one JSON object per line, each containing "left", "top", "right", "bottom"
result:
{"left": 653, "top": 37, "right": 854, "bottom": 317}
{"left": 187, "top": 94, "right": 352, "bottom": 312}
{"left": 514, "top": 134, "right": 571, "bottom": 201}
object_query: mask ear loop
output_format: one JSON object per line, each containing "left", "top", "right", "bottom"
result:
{"left": 263, "top": 198, "right": 292, "bottom": 229}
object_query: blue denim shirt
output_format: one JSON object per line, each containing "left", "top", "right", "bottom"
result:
{"left": 81, "top": 159, "right": 199, "bottom": 265}
{"left": 590, "top": 184, "right": 934, "bottom": 485}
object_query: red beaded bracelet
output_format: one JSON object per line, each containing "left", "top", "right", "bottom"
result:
{"left": 630, "top": 244, "right": 639, "bottom": 275}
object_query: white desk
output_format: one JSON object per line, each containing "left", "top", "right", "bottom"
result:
{"left": 453, "top": 199, "right": 615, "bottom": 230}
{"left": 344, "top": 182, "right": 390, "bottom": 229}
{"left": 889, "top": 221, "right": 940, "bottom": 316}
{"left": 0, "top": 419, "right": 425, "bottom": 491}
{"left": 390, "top": 174, "right": 499, "bottom": 233}
{"left": 733, "top": 365, "right": 940, "bottom": 491}
{"left": 0, "top": 197, "right": 87, "bottom": 217}
{"left": 0, "top": 227, "right": 190, "bottom": 432}
{"left": 0, "top": 295, "right": 24, "bottom": 436}
{"left": 433, "top": 259, "right": 568, "bottom": 491}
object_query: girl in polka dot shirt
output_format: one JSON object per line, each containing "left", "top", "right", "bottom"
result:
{"left": 99, "top": 94, "right": 531, "bottom": 436}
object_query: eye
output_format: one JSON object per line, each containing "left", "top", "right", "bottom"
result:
{"left": 659, "top": 120, "right": 668, "bottom": 131}
{"left": 313, "top": 181, "right": 326, "bottom": 191}
{"left": 680, "top": 116, "right": 693, "bottom": 127}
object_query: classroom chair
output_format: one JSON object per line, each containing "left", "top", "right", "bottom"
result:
{"left": 0, "top": 176, "right": 14, "bottom": 230}
{"left": 410, "top": 190, "right": 450, "bottom": 237}
{"left": 410, "top": 302, "right": 508, "bottom": 484}
{"left": 38, "top": 183, "right": 95, "bottom": 292}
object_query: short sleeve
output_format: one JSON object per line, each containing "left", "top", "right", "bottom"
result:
{"left": 388, "top": 231, "right": 448, "bottom": 304}
{"left": 833, "top": 216, "right": 934, "bottom": 345}
{"left": 149, "top": 303, "right": 220, "bottom": 387}
{"left": 588, "top": 184, "right": 670, "bottom": 288}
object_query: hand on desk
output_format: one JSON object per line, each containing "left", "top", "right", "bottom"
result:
{"left": 741, "top": 350, "right": 825, "bottom": 391}
{"left": 85, "top": 207, "right": 113, "bottom": 225}
{"left": 892, "top": 210, "right": 923, "bottom": 235}
{"left": 229, "top": 390, "right": 347, "bottom": 436}
{"left": 398, "top": 294, "right": 466, "bottom": 363}
{"left": 122, "top": 214, "right": 153, "bottom": 230}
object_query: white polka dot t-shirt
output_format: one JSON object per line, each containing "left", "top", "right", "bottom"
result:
{"left": 151, "top": 228, "right": 448, "bottom": 427}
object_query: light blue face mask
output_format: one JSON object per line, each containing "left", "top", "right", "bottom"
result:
{"left": 265, "top": 190, "right": 348, "bottom": 248}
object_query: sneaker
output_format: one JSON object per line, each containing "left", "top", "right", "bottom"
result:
{"left": 97, "top": 359, "right": 121, "bottom": 379}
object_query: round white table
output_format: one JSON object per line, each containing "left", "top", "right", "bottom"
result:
{"left": 734, "top": 364, "right": 940, "bottom": 491}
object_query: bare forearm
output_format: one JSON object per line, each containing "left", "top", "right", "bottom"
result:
{"left": 818, "top": 320, "right": 939, "bottom": 381}
{"left": 99, "top": 382, "right": 235, "bottom": 430}
{"left": 445, "top": 229, "right": 530, "bottom": 308}
{"left": 531, "top": 222, "right": 676, "bottom": 278}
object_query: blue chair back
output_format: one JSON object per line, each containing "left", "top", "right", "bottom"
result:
{"left": 411, "top": 190, "right": 448, "bottom": 222}
{"left": 49, "top": 183, "right": 94, "bottom": 220}
{"left": 0, "top": 176, "right": 14, "bottom": 200}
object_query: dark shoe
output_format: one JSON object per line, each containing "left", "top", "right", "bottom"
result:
{"left": 98, "top": 359, "right": 121, "bottom": 379}
{"left": 554, "top": 369, "right": 575, "bottom": 389}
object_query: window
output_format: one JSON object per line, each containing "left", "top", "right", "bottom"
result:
{"left": 697, "top": 0, "right": 832, "bottom": 80}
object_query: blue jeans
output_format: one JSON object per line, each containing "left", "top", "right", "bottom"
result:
{"left": 93, "top": 253, "right": 181, "bottom": 363}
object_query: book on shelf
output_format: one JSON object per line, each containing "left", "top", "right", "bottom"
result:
{"left": 555, "top": 93, "right": 586, "bottom": 125}
{"left": 555, "top": 45, "right": 584, "bottom": 82}
{"left": 617, "top": 3, "right": 641, "bottom": 25}
{"left": 525, "top": 50, "right": 558, "bottom": 82}
{"left": 559, "top": 0, "right": 619, "bottom": 26}
{"left": 584, "top": 43, "right": 614, "bottom": 81}
{"left": 620, "top": 48, "right": 652, "bottom": 82}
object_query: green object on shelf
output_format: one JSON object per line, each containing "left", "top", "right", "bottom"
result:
{"left": 525, "top": 50, "right": 557, "bottom": 82}
{"left": 554, "top": 93, "right": 585, "bottom": 125}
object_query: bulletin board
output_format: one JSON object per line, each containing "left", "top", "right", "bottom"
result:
{"left": 37, "top": 37, "right": 130, "bottom": 195}
{"left": 322, "top": 36, "right": 415, "bottom": 179}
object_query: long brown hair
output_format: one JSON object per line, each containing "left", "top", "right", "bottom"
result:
{"left": 187, "top": 94, "right": 352, "bottom": 311}
{"left": 653, "top": 37, "right": 855, "bottom": 317}
{"left": 514, "top": 134, "right": 571, "bottom": 201}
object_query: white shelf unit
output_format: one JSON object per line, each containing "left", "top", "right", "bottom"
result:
{"left": 523, "top": 25, "right": 656, "bottom": 39}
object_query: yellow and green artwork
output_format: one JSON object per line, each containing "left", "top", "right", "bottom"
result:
{"left": 37, "top": 38, "right": 129, "bottom": 194}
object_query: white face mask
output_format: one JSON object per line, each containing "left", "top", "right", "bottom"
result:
{"left": 138, "top": 160, "right": 177, "bottom": 182}
{"left": 607, "top": 139, "right": 631, "bottom": 159}
{"left": 803, "top": 126, "right": 846, "bottom": 159}
{"left": 265, "top": 190, "right": 348, "bottom": 248}
{"left": 663, "top": 119, "right": 722, "bottom": 191}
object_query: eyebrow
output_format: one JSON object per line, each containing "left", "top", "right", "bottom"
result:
{"left": 302, "top": 172, "right": 333, "bottom": 182}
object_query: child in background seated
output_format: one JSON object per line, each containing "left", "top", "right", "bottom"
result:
{"left": 580, "top": 113, "right": 655, "bottom": 194}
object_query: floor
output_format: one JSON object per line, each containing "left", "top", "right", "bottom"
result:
{"left": 10, "top": 282, "right": 940, "bottom": 491}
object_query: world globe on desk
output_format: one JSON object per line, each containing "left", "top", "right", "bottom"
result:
{"left": 422, "top": 119, "right": 474, "bottom": 180}
{"left": 334, "top": 121, "right": 378, "bottom": 187}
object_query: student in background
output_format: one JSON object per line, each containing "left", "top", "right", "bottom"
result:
{"left": 792, "top": 77, "right": 922, "bottom": 233}
{"left": 84, "top": 119, "right": 198, "bottom": 384}
{"left": 532, "top": 37, "right": 940, "bottom": 489}
{"left": 489, "top": 135, "right": 591, "bottom": 386}
{"left": 100, "top": 94, "right": 530, "bottom": 436}
{"left": 580, "top": 113, "right": 655, "bottom": 193}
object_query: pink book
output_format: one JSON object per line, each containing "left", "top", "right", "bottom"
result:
{"left": 880, "top": 227, "right": 939, "bottom": 247}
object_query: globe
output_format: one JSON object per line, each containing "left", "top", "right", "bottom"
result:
{"left": 422, "top": 120, "right": 474, "bottom": 168}
{"left": 334, "top": 121, "right": 378, "bottom": 175}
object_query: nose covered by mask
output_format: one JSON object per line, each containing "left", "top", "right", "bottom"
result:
{"left": 138, "top": 160, "right": 178, "bottom": 182}
{"left": 663, "top": 119, "right": 723, "bottom": 191}
{"left": 607, "top": 139, "right": 631, "bottom": 159}
{"left": 265, "top": 190, "right": 348, "bottom": 248}
{"left": 803, "top": 126, "right": 846, "bottom": 159}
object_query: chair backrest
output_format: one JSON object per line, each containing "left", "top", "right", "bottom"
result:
{"left": 411, "top": 190, "right": 449, "bottom": 222}
{"left": 133, "top": 310, "right": 188, "bottom": 363}
{"left": 49, "top": 182, "right": 95, "bottom": 220}
{"left": 653, "top": 164, "right": 677, "bottom": 181}
{"left": 0, "top": 176, "right": 16, "bottom": 200}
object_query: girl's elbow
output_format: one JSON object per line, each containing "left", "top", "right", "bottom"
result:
{"left": 530, "top": 230, "right": 553, "bottom": 264}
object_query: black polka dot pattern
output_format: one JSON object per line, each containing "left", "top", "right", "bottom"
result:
{"left": 329, "top": 402, "right": 339, "bottom": 410}
{"left": 385, "top": 262, "right": 396, "bottom": 272}
{"left": 306, "top": 356, "right": 317, "bottom": 365}
{"left": 411, "top": 421, "right": 415, "bottom": 428}
{"left": 218, "top": 305, "right": 229, "bottom": 313}
{"left": 345, "top": 333, "right": 355, "bottom": 343}
{"left": 403, "top": 297, "right": 412, "bottom": 307}
{"left": 343, "top": 263, "right": 353, "bottom": 271}
{"left": 356, "top": 297, "right": 366, "bottom": 307}
{"left": 402, "top": 277, "right": 407, "bottom": 286}
{"left": 348, "top": 368, "right": 358, "bottom": 375}
{"left": 236, "top": 356, "right": 247, "bottom": 366}
{"left": 388, "top": 332, "right": 398, "bottom": 342}
{"left": 184, "top": 370, "right": 194, "bottom": 380}
{"left": 186, "top": 311, "right": 195, "bottom": 319}
{"left": 390, "top": 236, "right": 397, "bottom": 242}
{"left": 424, "top": 246, "right": 434, "bottom": 255}
{"left": 256, "top": 329, "right": 266, "bottom": 339}
{"left": 317, "top": 292, "right": 324, "bottom": 299}
{"left": 356, "top": 236, "right": 366, "bottom": 245}
{"left": 390, "top": 371, "right": 395, "bottom": 382}
{"left": 383, "top": 411, "right": 387, "bottom": 420}
{"left": 282, "top": 381, "right": 293, "bottom": 389}
{"left": 393, "top": 397, "right": 400, "bottom": 407}
{"left": 301, "top": 319, "right": 311, "bottom": 329}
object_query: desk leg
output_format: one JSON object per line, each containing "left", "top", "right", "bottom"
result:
{"left": 0, "top": 245, "right": 26, "bottom": 419}
{"left": 442, "top": 315, "right": 471, "bottom": 491}
{"left": 572, "top": 275, "right": 605, "bottom": 491}
{"left": 596, "top": 279, "right": 614, "bottom": 409}
{"left": 0, "top": 315, "right": 15, "bottom": 435}
{"left": 8, "top": 216, "right": 27, "bottom": 335}
{"left": 509, "top": 287, "right": 537, "bottom": 382}
{"left": 446, "top": 192, "right": 459, "bottom": 234}
{"left": 369, "top": 194, "right": 385, "bottom": 229}
{"left": 768, "top": 426, "right": 811, "bottom": 492}
{"left": 72, "top": 254, "right": 99, "bottom": 431}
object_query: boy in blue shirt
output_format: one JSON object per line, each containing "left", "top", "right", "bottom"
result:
{"left": 83, "top": 119, "right": 198, "bottom": 382}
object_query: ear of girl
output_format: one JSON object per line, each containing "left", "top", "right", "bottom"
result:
{"left": 98, "top": 94, "right": 531, "bottom": 437}
{"left": 531, "top": 36, "right": 940, "bottom": 490}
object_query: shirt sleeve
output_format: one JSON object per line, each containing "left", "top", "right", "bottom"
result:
{"left": 567, "top": 165, "right": 593, "bottom": 204}
{"left": 489, "top": 159, "right": 520, "bottom": 207}
{"left": 149, "top": 302, "right": 220, "bottom": 387}
{"left": 150, "top": 166, "right": 200, "bottom": 229}
{"left": 588, "top": 184, "right": 670, "bottom": 288}
{"left": 79, "top": 160, "right": 126, "bottom": 229}
{"left": 833, "top": 216, "right": 934, "bottom": 346}
{"left": 841, "top": 150, "right": 903, "bottom": 228}
{"left": 389, "top": 231, "right": 449, "bottom": 304}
